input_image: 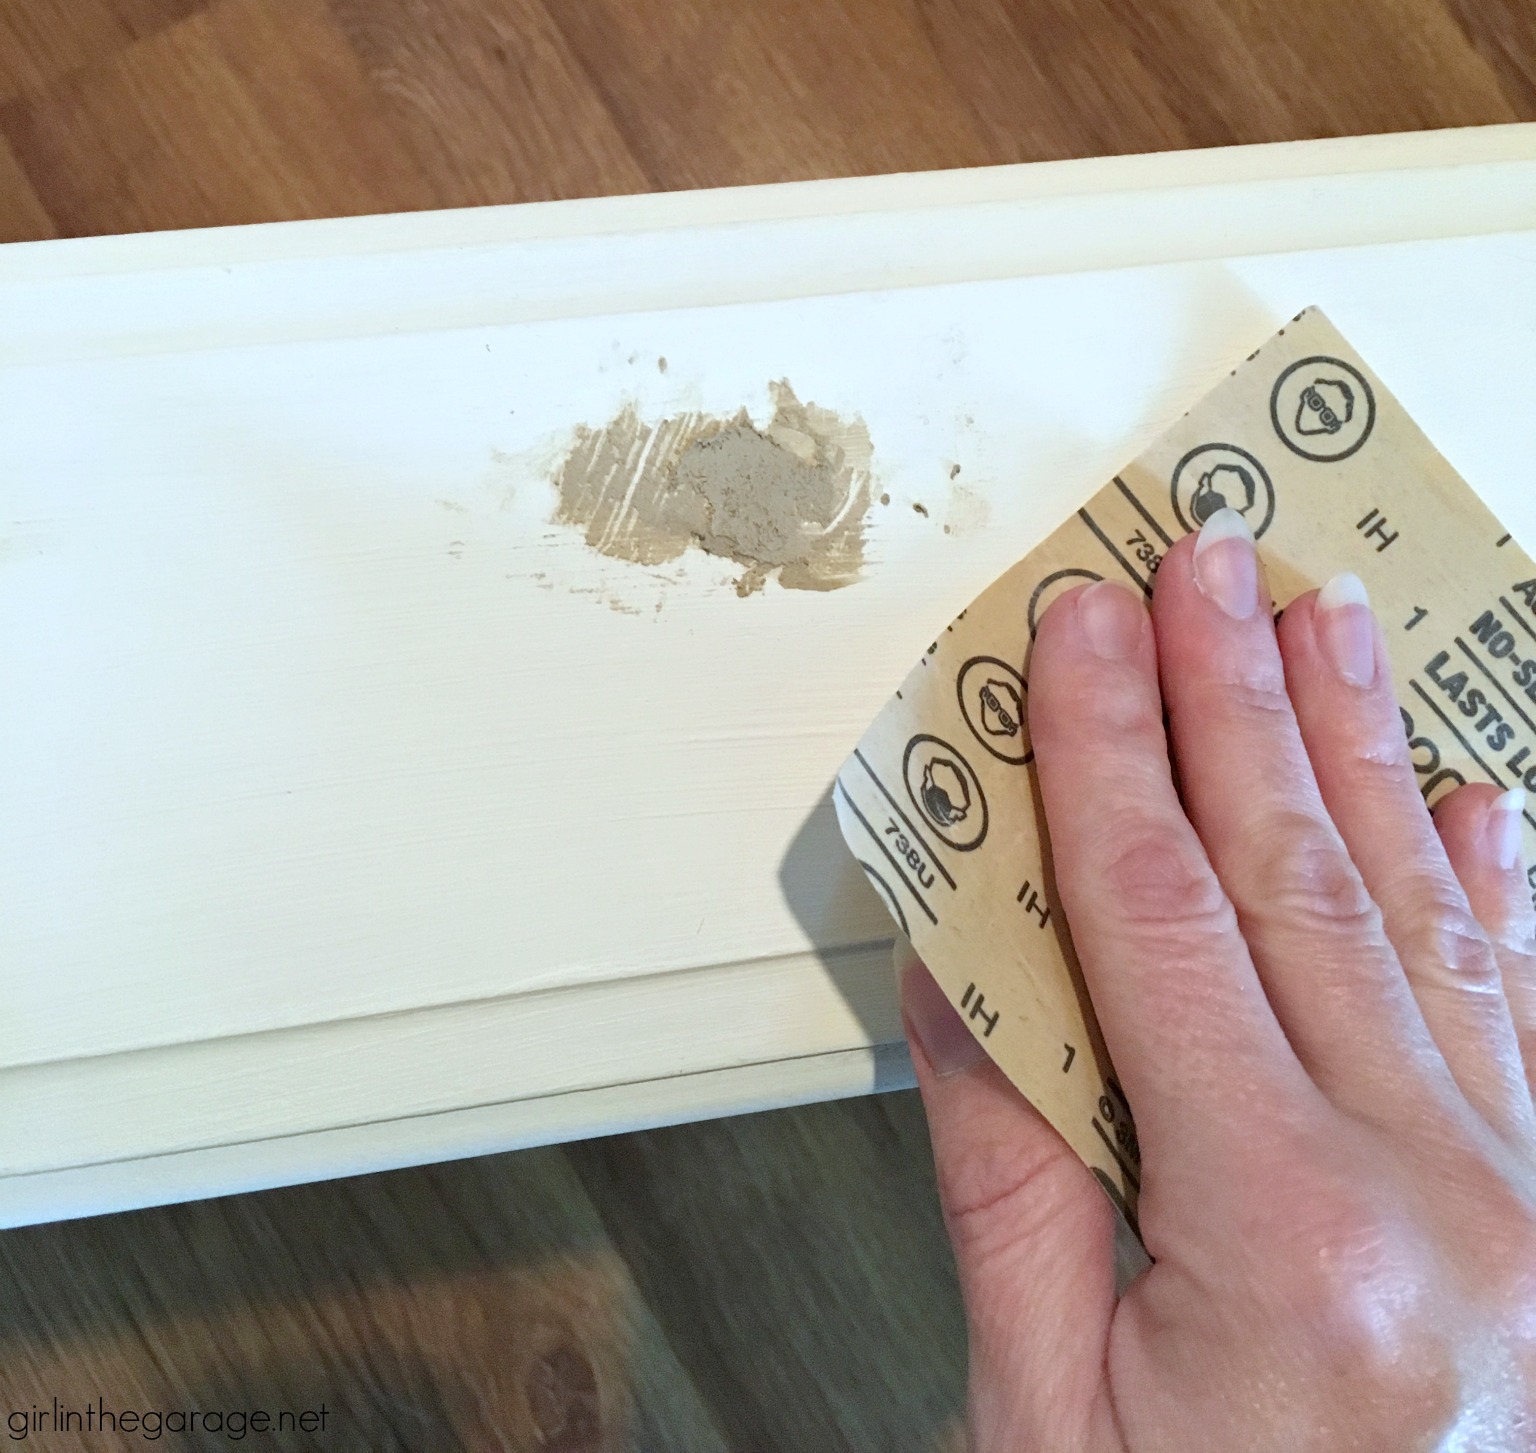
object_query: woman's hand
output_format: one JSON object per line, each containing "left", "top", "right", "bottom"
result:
{"left": 898, "top": 507, "right": 1536, "bottom": 1450}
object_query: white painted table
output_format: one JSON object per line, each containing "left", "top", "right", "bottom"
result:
{"left": 3, "top": 124, "right": 1535, "bottom": 1224}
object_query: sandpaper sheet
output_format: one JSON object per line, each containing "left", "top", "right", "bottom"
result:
{"left": 835, "top": 307, "right": 1536, "bottom": 1225}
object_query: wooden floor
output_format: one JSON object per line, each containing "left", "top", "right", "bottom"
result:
{"left": 2, "top": 1, "right": 1534, "bottom": 1448}
{"left": 1, "top": 1098, "right": 969, "bottom": 1451}
{"left": 2, "top": 0, "right": 1534, "bottom": 243}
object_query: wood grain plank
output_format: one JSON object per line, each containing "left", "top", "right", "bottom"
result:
{"left": 565, "top": 1092, "right": 968, "bottom": 1453}
{"left": 911, "top": 0, "right": 1191, "bottom": 161}
{"left": 0, "top": 0, "right": 206, "bottom": 103}
{"left": 326, "top": 0, "right": 649, "bottom": 205}
{"left": 0, "top": 0, "right": 441, "bottom": 237}
{"left": 545, "top": 0, "right": 997, "bottom": 190}
{"left": 0, "top": 134, "right": 52, "bottom": 242}
{"left": 0, "top": 1150, "right": 730, "bottom": 1451}
{"left": 1098, "top": 0, "right": 1519, "bottom": 144}
{"left": 1442, "top": 0, "right": 1536, "bottom": 116}
{"left": 917, "top": 0, "right": 1521, "bottom": 162}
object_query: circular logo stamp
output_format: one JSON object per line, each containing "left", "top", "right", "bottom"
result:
{"left": 957, "top": 656, "right": 1030, "bottom": 764}
{"left": 903, "top": 734, "right": 988, "bottom": 852}
{"left": 1169, "top": 442, "right": 1275, "bottom": 538}
{"left": 1270, "top": 356, "right": 1375, "bottom": 462}
{"left": 1027, "top": 567, "right": 1104, "bottom": 638}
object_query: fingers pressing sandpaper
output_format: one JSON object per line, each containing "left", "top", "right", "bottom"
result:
{"left": 835, "top": 307, "right": 1536, "bottom": 1226}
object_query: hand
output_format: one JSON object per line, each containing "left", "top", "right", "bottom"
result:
{"left": 898, "top": 507, "right": 1536, "bottom": 1450}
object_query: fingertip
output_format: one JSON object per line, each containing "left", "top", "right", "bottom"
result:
{"left": 894, "top": 938, "right": 989, "bottom": 1080}
{"left": 1430, "top": 778, "right": 1503, "bottom": 834}
{"left": 1075, "top": 579, "right": 1149, "bottom": 660}
{"left": 1028, "top": 581, "right": 1159, "bottom": 761}
{"left": 1434, "top": 781, "right": 1533, "bottom": 941}
{"left": 1313, "top": 573, "right": 1380, "bottom": 687}
{"left": 890, "top": 941, "right": 1087, "bottom": 1182}
{"left": 1030, "top": 580, "right": 1090, "bottom": 655}
{"left": 1279, "top": 576, "right": 1391, "bottom": 684}
{"left": 1035, "top": 581, "right": 1149, "bottom": 654}
{"left": 1149, "top": 523, "right": 1276, "bottom": 657}
{"left": 1278, "top": 581, "right": 1400, "bottom": 758}
{"left": 1433, "top": 780, "right": 1526, "bottom": 872}
{"left": 1316, "top": 570, "right": 1369, "bottom": 612}
{"left": 1190, "top": 507, "right": 1261, "bottom": 620}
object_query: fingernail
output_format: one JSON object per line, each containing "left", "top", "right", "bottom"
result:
{"left": 1075, "top": 580, "right": 1145, "bottom": 660}
{"left": 1487, "top": 787, "right": 1527, "bottom": 872}
{"left": 1192, "top": 507, "right": 1258, "bottom": 620}
{"left": 894, "top": 938, "right": 988, "bottom": 1078}
{"left": 1314, "top": 572, "right": 1377, "bottom": 688}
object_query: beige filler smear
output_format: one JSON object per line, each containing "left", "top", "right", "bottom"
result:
{"left": 837, "top": 307, "right": 1536, "bottom": 1237}
{"left": 553, "top": 381, "right": 874, "bottom": 596}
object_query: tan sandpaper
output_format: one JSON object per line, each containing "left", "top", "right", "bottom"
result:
{"left": 835, "top": 308, "right": 1536, "bottom": 1227}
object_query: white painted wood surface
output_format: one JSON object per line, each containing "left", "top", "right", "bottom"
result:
{"left": 4, "top": 125, "right": 1536, "bottom": 1225}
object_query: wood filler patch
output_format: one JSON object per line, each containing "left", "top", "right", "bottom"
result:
{"left": 552, "top": 381, "right": 874, "bottom": 596}
{"left": 836, "top": 307, "right": 1536, "bottom": 1236}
